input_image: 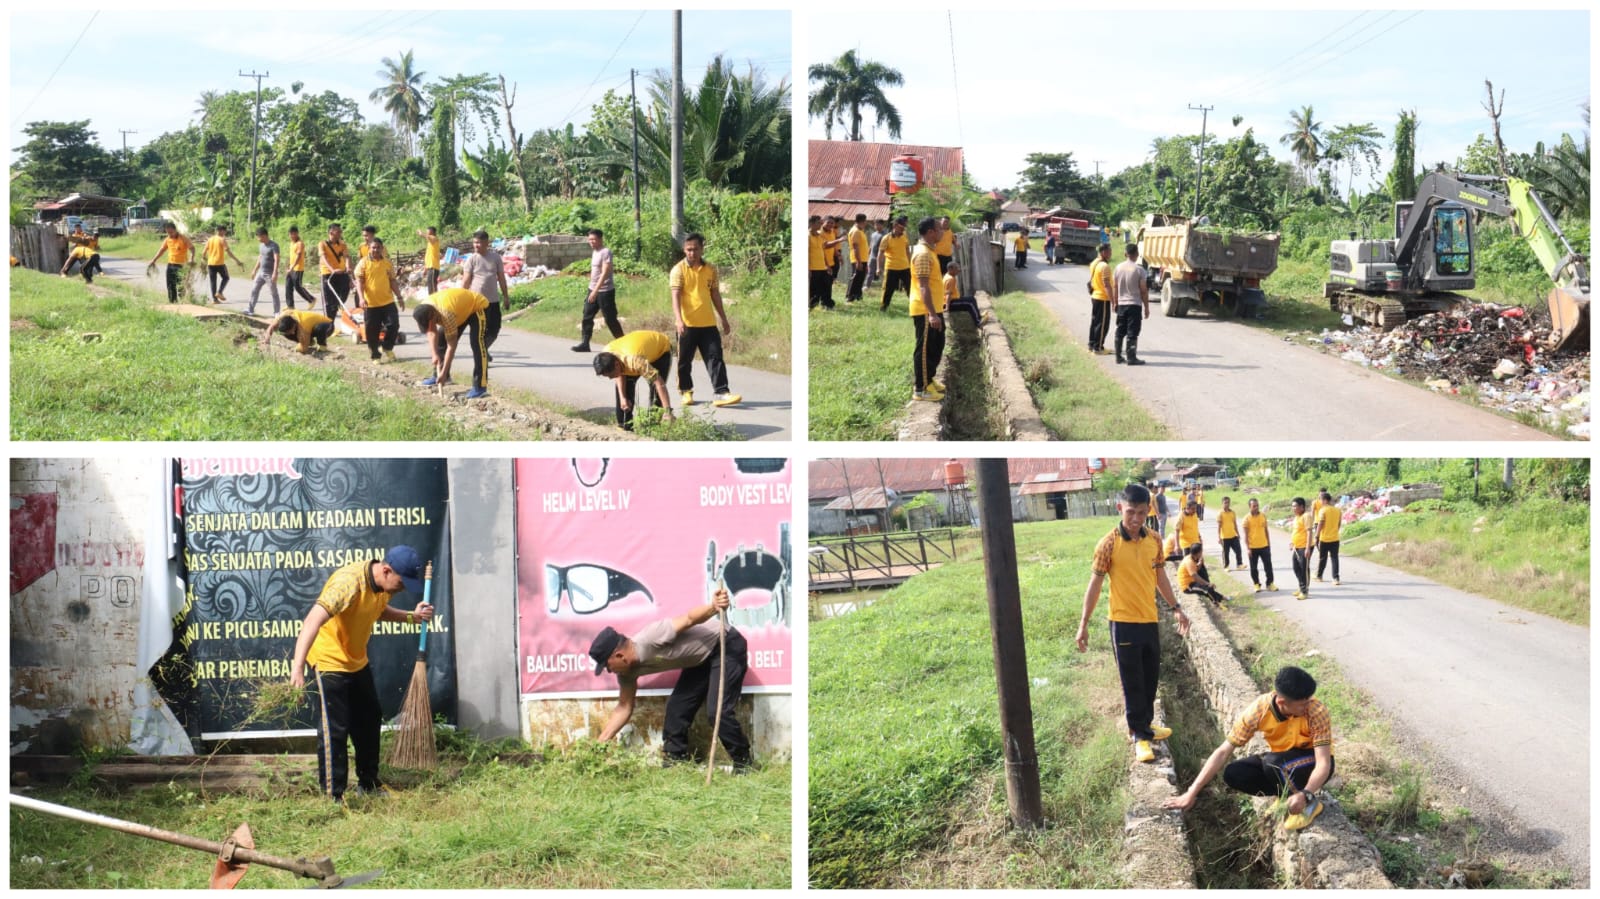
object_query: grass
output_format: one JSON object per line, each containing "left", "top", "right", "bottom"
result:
{"left": 1198, "top": 564, "right": 1576, "bottom": 888}
{"left": 9, "top": 735, "right": 789, "bottom": 889}
{"left": 9, "top": 269, "right": 481, "bottom": 441}
{"left": 809, "top": 519, "right": 1134, "bottom": 888}
{"left": 988, "top": 291, "right": 1171, "bottom": 439}
{"left": 503, "top": 262, "right": 791, "bottom": 374}
{"left": 808, "top": 296, "right": 920, "bottom": 441}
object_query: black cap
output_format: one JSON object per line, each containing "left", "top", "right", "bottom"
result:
{"left": 383, "top": 545, "right": 425, "bottom": 595}
{"left": 589, "top": 627, "right": 625, "bottom": 675}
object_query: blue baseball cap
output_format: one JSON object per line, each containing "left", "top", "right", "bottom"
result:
{"left": 383, "top": 545, "right": 426, "bottom": 595}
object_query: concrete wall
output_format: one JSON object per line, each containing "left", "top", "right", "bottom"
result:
{"left": 445, "top": 459, "right": 520, "bottom": 739}
{"left": 518, "top": 237, "right": 590, "bottom": 272}
{"left": 11, "top": 458, "right": 151, "bottom": 753}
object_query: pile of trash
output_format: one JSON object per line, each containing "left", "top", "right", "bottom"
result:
{"left": 1298, "top": 302, "right": 1590, "bottom": 437}
{"left": 399, "top": 234, "right": 571, "bottom": 301}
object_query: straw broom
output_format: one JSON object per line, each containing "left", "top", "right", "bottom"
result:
{"left": 388, "top": 562, "right": 436, "bottom": 769}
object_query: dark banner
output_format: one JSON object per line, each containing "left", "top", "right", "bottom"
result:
{"left": 177, "top": 458, "right": 455, "bottom": 737}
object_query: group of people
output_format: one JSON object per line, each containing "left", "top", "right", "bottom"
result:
{"left": 291, "top": 543, "right": 751, "bottom": 803}
{"left": 57, "top": 224, "right": 104, "bottom": 283}
{"left": 1077, "top": 483, "right": 1337, "bottom": 831}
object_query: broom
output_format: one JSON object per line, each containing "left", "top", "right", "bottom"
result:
{"left": 388, "top": 561, "right": 436, "bottom": 769}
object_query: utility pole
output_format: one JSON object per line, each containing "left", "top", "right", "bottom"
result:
{"left": 974, "top": 459, "right": 1044, "bottom": 831}
{"left": 239, "top": 70, "right": 269, "bottom": 230}
{"left": 630, "top": 68, "right": 643, "bottom": 262}
{"left": 1188, "top": 103, "right": 1213, "bottom": 219}
{"left": 1092, "top": 160, "right": 1105, "bottom": 184}
{"left": 670, "top": 11, "right": 684, "bottom": 245}
{"left": 119, "top": 129, "right": 138, "bottom": 160}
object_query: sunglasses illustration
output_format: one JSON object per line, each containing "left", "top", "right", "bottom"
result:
{"left": 545, "top": 563, "right": 654, "bottom": 615}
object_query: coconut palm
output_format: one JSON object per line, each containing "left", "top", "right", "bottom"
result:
{"left": 370, "top": 50, "right": 428, "bottom": 155}
{"left": 193, "top": 90, "right": 221, "bottom": 126}
{"left": 1280, "top": 105, "right": 1323, "bottom": 186}
{"left": 807, "top": 50, "right": 903, "bottom": 141}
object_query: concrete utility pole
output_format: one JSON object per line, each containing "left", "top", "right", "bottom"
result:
{"left": 240, "top": 70, "right": 269, "bottom": 229}
{"left": 670, "top": 11, "right": 684, "bottom": 244}
{"left": 119, "top": 129, "right": 138, "bottom": 160}
{"left": 974, "top": 458, "right": 1044, "bottom": 830}
{"left": 630, "top": 68, "right": 643, "bottom": 262}
{"left": 1188, "top": 103, "right": 1213, "bottom": 219}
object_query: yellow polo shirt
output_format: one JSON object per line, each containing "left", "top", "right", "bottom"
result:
{"left": 424, "top": 235, "right": 441, "bottom": 269}
{"left": 1318, "top": 505, "right": 1342, "bottom": 542}
{"left": 276, "top": 310, "right": 332, "bottom": 353}
{"left": 287, "top": 239, "right": 307, "bottom": 272}
{"left": 1229, "top": 693, "right": 1333, "bottom": 752}
{"left": 1291, "top": 512, "right": 1312, "bottom": 549}
{"left": 669, "top": 259, "right": 719, "bottom": 328}
{"left": 880, "top": 233, "right": 910, "bottom": 271}
{"left": 808, "top": 232, "right": 825, "bottom": 271}
{"left": 162, "top": 236, "right": 191, "bottom": 264}
{"left": 1090, "top": 257, "right": 1113, "bottom": 300}
{"left": 848, "top": 226, "right": 869, "bottom": 264}
{"left": 307, "top": 559, "right": 390, "bottom": 674}
{"left": 1177, "top": 556, "right": 1201, "bottom": 591}
{"left": 1091, "top": 524, "right": 1163, "bottom": 624}
{"left": 1177, "top": 511, "right": 1201, "bottom": 549}
{"left": 1014, "top": 233, "right": 1029, "bottom": 252}
{"left": 1243, "top": 512, "right": 1270, "bottom": 550}
{"left": 908, "top": 242, "right": 945, "bottom": 316}
{"left": 319, "top": 239, "right": 350, "bottom": 275}
{"left": 934, "top": 227, "right": 954, "bottom": 257}
{"left": 605, "top": 331, "right": 672, "bottom": 379}
{"left": 1217, "top": 509, "right": 1238, "bottom": 540}
{"left": 354, "top": 257, "right": 396, "bottom": 307}
{"left": 426, "top": 288, "right": 489, "bottom": 339}
{"left": 822, "top": 228, "right": 838, "bottom": 266}
{"left": 204, "top": 236, "right": 228, "bottom": 266}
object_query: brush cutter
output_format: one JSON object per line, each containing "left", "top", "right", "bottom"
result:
{"left": 9, "top": 794, "right": 383, "bottom": 889}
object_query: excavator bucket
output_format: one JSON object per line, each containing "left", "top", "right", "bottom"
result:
{"left": 1546, "top": 286, "right": 1590, "bottom": 352}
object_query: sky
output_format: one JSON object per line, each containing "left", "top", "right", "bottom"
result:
{"left": 8, "top": 9, "right": 791, "bottom": 157}
{"left": 805, "top": 9, "right": 1591, "bottom": 193}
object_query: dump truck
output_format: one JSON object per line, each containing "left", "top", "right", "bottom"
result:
{"left": 1325, "top": 171, "right": 1589, "bottom": 350}
{"left": 1042, "top": 216, "right": 1100, "bottom": 264}
{"left": 1139, "top": 214, "right": 1280, "bottom": 318}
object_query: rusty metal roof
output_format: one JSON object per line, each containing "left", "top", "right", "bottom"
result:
{"left": 809, "top": 458, "right": 1092, "bottom": 501}
{"left": 809, "top": 140, "right": 964, "bottom": 198}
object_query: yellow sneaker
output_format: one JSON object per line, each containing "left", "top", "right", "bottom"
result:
{"left": 712, "top": 392, "right": 742, "bottom": 407}
{"left": 1149, "top": 725, "right": 1173, "bottom": 741}
{"left": 681, "top": 390, "right": 695, "bottom": 406}
{"left": 1294, "top": 590, "right": 1308, "bottom": 601}
{"left": 1254, "top": 584, "right": 1263, "bottom": 593}
{"left": 1135, "top": 740, "right": 1155, "bottom": 763}
{"left": 1283, "top": 795, "right": 1324, "bottom": 831}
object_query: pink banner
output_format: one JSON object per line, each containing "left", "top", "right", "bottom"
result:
{"left": 516, "top": 458, "right": 793, "bottom": 696}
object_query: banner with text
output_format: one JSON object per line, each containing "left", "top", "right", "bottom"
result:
{"left": 516, "top": 458, "right": 792, "bottom": 697}
{"left": 176, "top": 458, "right": 455, "bottom": 737}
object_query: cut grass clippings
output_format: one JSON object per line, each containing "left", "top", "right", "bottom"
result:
{"left": 988, "top": 291, "right": 1170, "bottom": 440}
{"left": 504, "top": 263, "right": 790, "bottom": 374}
{"left": 810, "top": 520, "right": 1135, "bottom": 888}
{"left": 9, "top": 737, "right": 789, "bottom": 889}
{"left": 9, "top": 269, "right": 481, "bottom": 441}
{"left": 808, "top": 295, "right": 919, "bottom": 441}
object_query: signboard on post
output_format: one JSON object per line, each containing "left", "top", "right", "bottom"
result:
{"left": 515, "top": 458, "right": 793, "bottom": 698}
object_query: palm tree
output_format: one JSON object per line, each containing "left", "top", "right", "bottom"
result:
{"left": 807, "top": 50, "right": 902, "bottom": 141}
{"left": 1280, "top": 105, "right": 1323, "bottom": 186}
{"left": 370, "top": 50, "right": 428, "bottom": 155}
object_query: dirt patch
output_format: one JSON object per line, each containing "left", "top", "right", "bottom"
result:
{"left": 880, "top": 774, "right": 1016, "bottom": 888}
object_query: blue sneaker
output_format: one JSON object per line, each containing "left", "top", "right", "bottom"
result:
{"left": 465, "top": 386, "right": 488, "bottom": 399}
{"left": 420, "top": 376, "right": 439, "bottom": 387}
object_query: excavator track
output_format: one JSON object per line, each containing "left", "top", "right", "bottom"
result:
{"left": 1328, "top": 289, "right": 1409, "bottom": 330}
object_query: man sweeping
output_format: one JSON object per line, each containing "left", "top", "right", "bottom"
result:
{"left": 589, "top": 586, "right": 752, "bottom": 771}
{"left": 289, "top": 546, "right": 433, "bottom": 802}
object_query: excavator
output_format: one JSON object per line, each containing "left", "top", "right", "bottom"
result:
{"left": 1325, "top": 170, "right": 1589, "bottom": 350}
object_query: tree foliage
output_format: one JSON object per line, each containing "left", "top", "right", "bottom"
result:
{"left": 429, "top": 96, "right": 460, "bottom": 229}
{"left": 1386, "top": 109, "right": 1418, "bottom": 202}
{"left": 1015, "top": 152, "right": 1104, "bottom": 210}
{"left": 370, "top": 50, "right": 428, "bottom": 155}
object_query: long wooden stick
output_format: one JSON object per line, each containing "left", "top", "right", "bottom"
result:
{"left": 705, "top": 592, "right": 728, "bottom": 786}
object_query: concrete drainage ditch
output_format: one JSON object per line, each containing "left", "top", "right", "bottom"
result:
{"left": 898, "top": 292, "right": 1050, "bottom": 441}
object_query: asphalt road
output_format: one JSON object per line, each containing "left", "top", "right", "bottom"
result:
{"left": 1012, "top": 261, "right": 1557, "bottom": 441}
{"left": 95, "top": 256, "right": 793, "bottom": 441}
{"left": 1209, "top": 517, "right": 1589, "bottom": 874}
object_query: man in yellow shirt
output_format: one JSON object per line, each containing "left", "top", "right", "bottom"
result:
{"left": 203, "top": 224, "right": 246, "bottom": 305}
{"left": 934, "top": 215, "right": 956, "bottom": 272}
{"left": 263, "top": 308, "right": 335, "bottom": 354}
{"left": 417, "top": 226, "right": 441, "bottom": 294}
{"left": 1243, "top": 498, "right": 1276, "bottom": 592}
{"left": 670, "top": 233, "right": 740, "bottom": 408}
{"left": 147, "top": 222, "right": 194, "bottom": 303}
{"left": 821, "top": 216, "right": 841, "bottom": 283}
{"left": 1289, "top": 497, "right": 1315, "bottom": 600}
{"left": 877, "top": 216, "right": 911, "bottom": 310}
{"left": 318, "top": 223, "right": 354, "bottom": 322}
{"left": 844, "top": 213, "right": 871, "bottom": 302}
{"left": 413, "top": 287, "right": 490, "bottom": 398}
{"left": 1216, "top": 496, "right": 1243, "bottom": 570}
{"left": 1176, "top": 499, "right": 1202, "bottom": 553}
{"left": 283, "top": 226, "right": 316, "bottom": 309}
{"left": 1164, "top": 665, "right": 1335, "bottom": 831}
{"left": 807, "top": 215, "right": 845, "bottom": 310}
{"left": 942, "top": 260, "right": 982, "bottom": 328}
{"left": 1177, "top": 543, "right": 1229, "bottom": 606}
{"left": 353, "top": 238, "right": 403, "bottom": 364}
{"left": 1088, "top": 242, "right": 1114, "bottom": 354}
{"left": 289, "top": 545, "right": 433, "bottom": 802}
{"left": 1077, "top": 483, "right": 1191, "bottom": 763}
{"left": 910, "top": 217, "right": 947, "bottom": 401}
{"left": 1313, "top": 491, "right": 1342, "bottom": 585}
{"left": 1012, "top": 228, "right": 1030, "bottom": 269}
{"left": 593, "top": 330, "right": 676, "bottom": 430}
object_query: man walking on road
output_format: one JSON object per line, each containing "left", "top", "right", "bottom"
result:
{"left": 147, "top": 222, "right": 194, "bottom": 304}
{"left": 203, "top": 225, "right": 246, "bottom": 305}
{"left": 845, "top": 214, "right": 870, "bottom": 302}
{"left": 573, "top": 229, "right": 623, "bottom": 352}
{"left": 318, "top": 223, "right": 354, "bottom": 321}
{"left": 910, "top": 217, "right": 947, "bottom": 402}
{"left": 1217, "top": 496, "right": 1243, "bottom": 570}
{"left": 1290, "top": 497, "right": 1316, "bottom": 600}
{"left": 247, "top": 227, "right": 282, "bottom": 316}
{"left": 866, "top": 218, "right": 887, "bottom": 288}
{"left": 1110, "top": 242, "right": 1149, "bottom": 364}
{"left": 1244, "top": 498, "right": 1276, "bottom": 592}
{"left": 1314, "top": 490, "right": 1342, "bottom": 585}
{"left": 460, "top": 230, "right": 508, "bottom": 354}
{"left": 283, "top": 226, "right": 316, "bottom": 309}
{"left": 289, "top": 545, "right": 434, "bottom": 802}
{"left": 1012, "top": 228, "right": 1029, "bottom": 269}
{"left": 352, "top": 238, "right": 403, "bottom": 364}
{"left": 878, "top": 217, "right": 912, "bottom": 310}
{"left": 1163, "top": 665, "right": 1335, "bottom": 831}
{"left": 590, "top": 586, "right": 752, "bottom": 770}
{"left": 418, "top": 226, "right": 441, "bottom": 295}
{"left": 1088, "top": 242, "right": 1114, "bottom": 354}
{"left": 671, "top": 233, "right": 740, "bottom": 408}
{"left": 1077, "top": 483, "right": 1191, "bottom": 764}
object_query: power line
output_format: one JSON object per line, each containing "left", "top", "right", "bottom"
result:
{"left": 550, "top": 11, "right": 648, "bottom": 130}
{"left": 280, "top": 11, "right": 396, "bottom": 66}
{"left": 947, "top": 11, "right": 964, "bottom": 147}
{"left": 11, "top": 11, "right": 100, "bottom": 128}
{"left": 1233, "top": 11, "right": 1400, "bottom": 105}
{"left": 1236, "top": 11, "right": 1424, "bottom": 107}
{"left": 1217, "top": 11, "right": 1373, "bottom": 102}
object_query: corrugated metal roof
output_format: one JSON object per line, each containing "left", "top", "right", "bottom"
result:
{"left": 1018, "top": 478, "right": 1095, "bottom": 496}
{"left": 810, "top": 140, "right": 964, "bottom": 196}
{"left": 809, "top": 458, "right": 1092, "bottom": 501}
{"left": 822, "top": 487, "right": 895, "bottom": 511}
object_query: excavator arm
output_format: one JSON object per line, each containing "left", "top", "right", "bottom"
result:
{"left": 1506, "top": 177, "right": 1590, "bottom": 350}
{"left": 1393, "top": 171, "right": 1516, "bottom": 270}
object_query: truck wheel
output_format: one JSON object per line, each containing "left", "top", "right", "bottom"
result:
{"left": 1161, "top": 280, "right": 1187, "bottom": 318}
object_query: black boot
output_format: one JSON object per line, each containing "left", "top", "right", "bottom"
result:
{"left": 1126, "top": 338, "right": 1146, "bottom": 365}
{"left": 1115, "top": 337, "right": 1125, "bottom": 364}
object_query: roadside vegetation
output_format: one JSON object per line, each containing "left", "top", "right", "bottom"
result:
{"left": 808, "top": 300, "right": 918, "bottom": 441}
{"left": 9, "top": 731, "right": 789, "bottom": 889}
{"left": 810, "top": 521, "right": 1132, "bottom": 888}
